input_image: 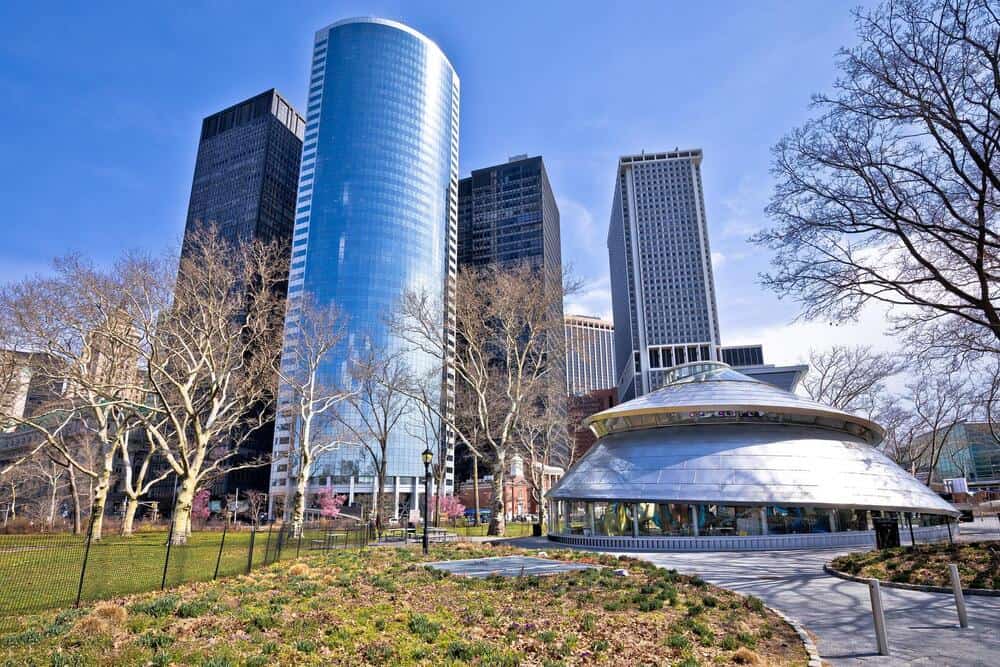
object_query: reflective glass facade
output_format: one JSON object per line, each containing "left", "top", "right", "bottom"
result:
{"left": 273, "top": 19, "right": 459, "bottom": 487}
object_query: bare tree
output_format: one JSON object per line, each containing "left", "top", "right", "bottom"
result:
{"left": 0, "top": 256, "right": 145, "bottom": 539}
{"left": 513, "top": 376, "right": 570, "bottom": 536}
{"left": 336, "top": 344, "right": 413, "bottom": 535}
{"left": 271, "top": 297, "right": 352, "bottom": 536}
{"left": 245, "top": 490, "right": 267, "bottom": 528}
{"left": 24, "top": 452, "right": 70, "bottom": 530}
{"left": 119, "top": 430, "right": 172, "bottom": 536}
{"left": 406, "top": 367, "right": 449, "bottom": 527}
{"left": 902, "top": 365, "right": 975, "bottom": 485}
{"left": 122, "top": 229, "right": 286, "bottom": 544}
{"left": 754, "top": 0, "right": 1000, "bottom": 355}
{"left": 396, "top": 262, "right": 569, "bottom": 536}
{"left": 802, "top": 345, "right": 905, "bottom": 415}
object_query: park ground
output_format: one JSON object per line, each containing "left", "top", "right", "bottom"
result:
{"left": 0, "top": 543, "right": 806, "bottom": 666}
{"left": 514, "top": 519, "right": 1000, "bottom": 666}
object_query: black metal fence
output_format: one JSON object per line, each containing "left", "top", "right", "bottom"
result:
{"left": 0, "top": 518, "right": 369, "bottom": 629}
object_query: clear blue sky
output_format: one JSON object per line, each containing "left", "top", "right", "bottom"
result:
{"left": 0, "top": 1, "right": 886, "bottom": 364}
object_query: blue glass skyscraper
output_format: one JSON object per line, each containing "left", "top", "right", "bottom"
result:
{"left": 270, "top": 18, "right": 459, "bottom": 518}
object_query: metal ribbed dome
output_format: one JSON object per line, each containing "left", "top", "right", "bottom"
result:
{"left": 586, "top": 362, "right": 884, "bottom": 445}
{"left": 552, "top": 362, "right": 958, "bottom": 518}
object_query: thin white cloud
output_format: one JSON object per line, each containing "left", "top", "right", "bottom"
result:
{"left": 724, "top": 303, "right": 899, "bottom": 366}
{"left": 711, "top": 251, "right": 726, "bottom": 268}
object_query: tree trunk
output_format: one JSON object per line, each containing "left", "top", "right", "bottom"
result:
{"left": 90, "top": 478, "right": 109, "bottom": 541}
{"left": 170, "top": 475, "right": 198, "bottom": 545}
{"left": 488, "top": 463, "right": 506, "bottom": 537}
{"left": 372, "top": 452, "right": 388, "bottom": 536}
{"left": 88, "top": 447, "right": 116, "bottom": 541}
{"left": 68, "top": 466, "right": 82, "bottom": 534}
{"left": 291, "top": 464, "right": 309, "bottom": 538}
{"left": 534, "top": 491, "right": 546, "bottom": 537}
{"left": 472, "top": 455, "right": 480, "bottom": 526}
{"left": 48, "top": 481, "right": 58, "bottom": 529}
{"left": 121, "top": 496, "right": 139, "bottom": 537}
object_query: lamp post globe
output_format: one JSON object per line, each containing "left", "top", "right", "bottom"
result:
{"left": 421, "top": 447, "right": 433, "bottom": 554}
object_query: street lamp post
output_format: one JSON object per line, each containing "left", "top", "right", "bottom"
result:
{"left": 421, "top": 447, "right": 433, "bottom": 555}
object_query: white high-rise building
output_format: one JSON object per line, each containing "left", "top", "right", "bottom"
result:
{"left": 564, "top": 315, "right": 615, "bottom": 396}
{"left": 607, "top": 149, "right": 722, "bottom": 401}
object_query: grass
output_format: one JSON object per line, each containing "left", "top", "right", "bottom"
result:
{"left": 0, "top": 526, "right": 356, "bottom": 622}
{"left": 831, "top": 540, "right": 1000, "bottom": 590}
{"left": 0, "top": 543, "right": 807, "bottom": 665}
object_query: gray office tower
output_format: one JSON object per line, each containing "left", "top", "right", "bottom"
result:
{"left": 608, "top": 149, "right": 722, "bottom": 401}
{"left": 181, "top": 89, "right": 305, "bottom": 496}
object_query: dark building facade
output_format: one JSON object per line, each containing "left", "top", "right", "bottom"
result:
{"left": 456, "top": 155, "right": 567, "bottom": 479}
{"left": 181, "top": 89, "right": 305, "bottom": 499}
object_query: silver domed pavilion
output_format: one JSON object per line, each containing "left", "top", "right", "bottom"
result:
{"left": 547, "top": 362, "right": 958, "bottom": 551}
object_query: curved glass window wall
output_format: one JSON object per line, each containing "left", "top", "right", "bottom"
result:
{"left": 548, "top": 500, "right": 948, "bottom": 537}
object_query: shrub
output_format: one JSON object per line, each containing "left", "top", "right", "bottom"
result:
{"left": 720, "top": 635, "right": 739, "bottom": 650}
{"left": 295, "top": 640, "right": 317, "bottom": 653}
{"left": 73, "top": 615, "right": 109, "bottom": 636}
{"left": 130, "top": 595, "right": 179, "bottom": 618}
{"left": 667, "top": 634, "right": 690, "bottom": 649}
{"left": 580, "top": 612, "right": 596, "bottom": 632}
{"left": 743, "top": 596, "right": 765, "bottom": 613}
{"left": 407, "top": 614, "right": 441, "bottom": 643}
{"left": 288, "top": 562, "right": 311, "bottom": 577}
{"left": 732, "top": 647, "right": 762, "bottom": 664}
{"left": 177, "top": 599, "right": 212, "bottom": 618}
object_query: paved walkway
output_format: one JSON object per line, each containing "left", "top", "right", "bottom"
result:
{"left": 504, "top": 522, "right": 1000, "bottom": 665}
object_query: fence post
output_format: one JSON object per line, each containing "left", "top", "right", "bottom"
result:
{"left": 213, "top": 516, "right": 229, "bottom": 580}
{"left": 263, "top": 522, "right": 273, "bottom": 564}
{"left": 246, "top": 527, "right": 256, "bottom": 574}
{"left": 74, "top": 513, "right": 97, "bottom": 607}
{"left": 868, "top": 579, "right": 890, "bottom": 656}
{"left": 948, "top": 564, "right": 969, "bottom": 628}
{"left": 160, "top": 514, "right": 176, "bottom": 591}
{"left": 946, "top": 519, "right": 954, "bottom": 545}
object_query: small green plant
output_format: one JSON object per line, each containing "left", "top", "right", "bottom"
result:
{"left": 407, "top": 613, "right": 441, "bottom": 643}
{"left": 295, "top": 639, "right": 317, "bottom": 653}
{"left": 667, "top": 634, "right": 690, "bottom": 649}
{"left": 139, "top": 632, "right": 174, "bottom": 650}
{"left": 130, "top": 594, "right": 179, "bottom": 618}
{"left": 720, "top": 635, "right": 739, "bottom": 650}
{"left": 701, "top": 594, "right": 718, "bottom": 608}
{"left": 1, "top": 629, "right": 43, "bottom": 647}
{"left": 580, "top": 612, "right": 596, "bottom": 632}
{"left": 744, "top": 595, "right": 765, "bottom": 613}
{"left": 176, "top": 598, "right": 212, "bottom": 618}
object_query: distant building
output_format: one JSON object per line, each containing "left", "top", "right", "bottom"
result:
{"left": 607, "top": 149, "right": 722, "bottom": 402}
{"left": 913, "top": 421, "right": 1000, "bottom": 493}
{"left": 720, "top": 345, "right": 807, "bottom": 393}
{"left": 455, "top": 454, "right": 563, "bottom": 522}
{"left": 0, "top": 351, "right": 56, "bottom": 432}
{"left": 568, "top": 388, "right": 618, "bottom": 463}
{"left": 181, "top": 89, "right": 305, "bottom": 499}
{"left": 565, "top": 315, "right": 615, "bottom": 396}
{"left": 721, "top": 345, "right": 764, "bottom": 368}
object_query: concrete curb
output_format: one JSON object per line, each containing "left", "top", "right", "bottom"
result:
{"left": 823, "top": 563, "right": 1000, "bottom": 597}
{"left": 769, "top": 605, "right": 823, "bottom": 667}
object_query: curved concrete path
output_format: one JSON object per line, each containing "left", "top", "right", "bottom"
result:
{"left": 507, "top": 521, "right": 1000, "bottom": 665}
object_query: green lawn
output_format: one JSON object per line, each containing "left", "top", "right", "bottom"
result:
{"left": 0, "top": 526, "right": 361, "bottom": 624}
{"left": 446, "top": 522, "right": 535, "bottom": 538}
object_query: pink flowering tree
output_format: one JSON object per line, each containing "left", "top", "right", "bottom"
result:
{"left": 190, "top": 488, "right": 211, "bottom": 525}
{"left": 314, "top": 490, "right": 345, "bottom": 519}
{"left": 432, "top": 494, "right": 465, "bottom": 524}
